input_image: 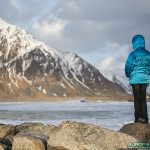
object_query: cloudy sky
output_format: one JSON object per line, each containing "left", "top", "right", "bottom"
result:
{"left": 1, "top": 0, "right": 150, "bottom": 75}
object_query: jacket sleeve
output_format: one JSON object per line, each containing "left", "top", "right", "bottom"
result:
{"left": 149, "top": 53, "right": 150, "bottom": 75}
{"left": 149, "top": 61, "right": 150, "bottom": 75}
{"left": 125, "top": 52, "right": 135, "bottom": 78}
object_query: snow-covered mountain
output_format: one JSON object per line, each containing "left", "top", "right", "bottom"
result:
{"left": 100, "top": 71, "right": 132, "bottom": 95}
{"left": 100, "top": 70, "right": 150, "bottom": 96}
{"left": 0, "top": 18, "right": 129, "bottom": 100}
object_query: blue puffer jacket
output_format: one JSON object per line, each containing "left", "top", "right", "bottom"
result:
{"left": 125, "top": 35, "right": 150, "bottom": 85}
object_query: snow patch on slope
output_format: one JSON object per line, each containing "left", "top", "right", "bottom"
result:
{"left": 100, "top": 70, "right": 132, "bottom": 95}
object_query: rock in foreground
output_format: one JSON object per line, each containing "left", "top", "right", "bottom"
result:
{"left": 0, "top": 121, "right": 140, "bottom": 150}
{"left": 0, "top": 124, "right": 14, "bottom": 139}
{"left": 47, "top": 121, "right": 137, "bottom": 150}
{"left": 120, "top": 122, "right": 150, "bottom": 143}
{"left": 12, "top": 133, "right": 47, "bottom": 150}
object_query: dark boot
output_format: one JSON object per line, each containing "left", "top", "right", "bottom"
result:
{"left": 135, "top": 117, "right": 148, "bottom": 123}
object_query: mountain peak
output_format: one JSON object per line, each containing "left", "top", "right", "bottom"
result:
{"left": 0, "top": 19, "right": 129, "bottom": 100}
{"left": 0, "top": 18, "right": 14, "bottom": 29}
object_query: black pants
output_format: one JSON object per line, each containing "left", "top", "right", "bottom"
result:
{"left": 131, "top": 84, "right": 148, "bottom": 122}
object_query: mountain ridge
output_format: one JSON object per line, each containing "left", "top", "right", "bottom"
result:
{"left": 100, "top": 70, "right": 150, "bottom": 96}
{"left": 0, "top": 18, "right": 129, "bottom": 100}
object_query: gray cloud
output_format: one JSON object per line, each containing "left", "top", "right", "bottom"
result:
{"left": 0, "top": 0, "right": 55, "bottom": 28}
{"left": 28, "top": 0, "right": 150, "bottom": 53}
{"left": 1, "top": 0, "right": 150, "bottom": 50}
{"left": 0, "top": 0, "right": 19, "bottom": 23}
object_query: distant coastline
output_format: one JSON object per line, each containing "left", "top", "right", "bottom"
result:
{"left": 0, "top": 96, "right": 139, "bottom": 102}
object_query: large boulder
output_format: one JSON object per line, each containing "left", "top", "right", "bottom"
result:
{"left": 12, "top": 133, "right": 47, "bottom": 150}
{"left": 14, "top": 122, "right": 43, "bottom": 134}
{"left": 0, "top": 124, "right": 14, "bottom": 139}
{"left": 0, "top": 135, "right": 14, "bottom": 150}
{"left": 20, "top": 124, "right": 56, "bottom": 137}
{"left": 119, "top": 123, "right": 150, "bottom": 142}
{"left": 0, "top": 145, "right": 4, "bottom": 150}
{"left": 47, "top": 121, "right": 138, "bottom": 150}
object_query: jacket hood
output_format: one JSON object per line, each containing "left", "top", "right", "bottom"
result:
{"left": 132, "top": 35, "right": 145, "bottom": 50}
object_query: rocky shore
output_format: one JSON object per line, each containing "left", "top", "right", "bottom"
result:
{"left": 0, "top": 121, "right": 150, "bottom": 150}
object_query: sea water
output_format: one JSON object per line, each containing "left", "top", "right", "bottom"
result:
{"left": 0, "top": 100, "right": 149, "bottom": 131}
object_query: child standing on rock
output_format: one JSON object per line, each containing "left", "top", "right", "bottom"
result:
{"left": 125, "top": 35, "right": 150, "bottom": 123}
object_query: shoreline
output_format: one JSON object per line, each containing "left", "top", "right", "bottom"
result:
{"left": 1, "top": 96, "right": 150, "bottom": 102}
{"left": 0, "top": 96, "right": 134, "bottom": 102}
